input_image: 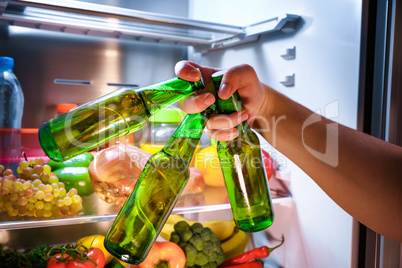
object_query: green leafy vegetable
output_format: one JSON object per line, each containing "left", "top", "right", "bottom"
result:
{"left": 170, "top": 221, "right": 225, "bottom": 268}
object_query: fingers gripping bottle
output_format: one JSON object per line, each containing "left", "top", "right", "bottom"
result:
{"left": 104, "top": 105, "right": 215, "bottom": 264}
{"left": 212, "top": 70, "right": 274, "bottom": 232}
{"left": 38, "top": 76, "right": 205, "bottom": 162}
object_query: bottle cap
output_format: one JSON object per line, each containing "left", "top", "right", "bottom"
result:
{"left": 211, "top": 69, "right": 227, "bottom": 79}
{"left": 0, "top": 57, "right": 14, "bottom": 70}
{"left": 149, "top": 108, "right": 186, "bottom": 124}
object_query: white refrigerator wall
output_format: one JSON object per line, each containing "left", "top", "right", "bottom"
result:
{"left": 189, "top": 0, "right": 362, "bottom": 267}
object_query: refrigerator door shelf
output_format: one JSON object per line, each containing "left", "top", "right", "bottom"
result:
{"left": 280, "top": 74, "right": 295, "bottom": 87}
{"left": 280, "top": 46, "right": 296, "bottom": 60}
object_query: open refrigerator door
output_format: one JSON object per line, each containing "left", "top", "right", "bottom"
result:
{"left": 188, "top": 0, "right": 360, "bottom": 267}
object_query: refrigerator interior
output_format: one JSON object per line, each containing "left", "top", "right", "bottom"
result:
{"left": 0, "top": 0, "right": 295, "bottom": 255}
{"left": 0, "top": 0, "right": 190, "bottom": 129}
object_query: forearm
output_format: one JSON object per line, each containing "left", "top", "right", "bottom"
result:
{"left": 254, "top": 85, "right": 402, "bottom": 242}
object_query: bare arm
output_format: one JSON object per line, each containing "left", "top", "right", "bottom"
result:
{"left": 175, "top": 61, "right": 402, "bottom": 242}
{"left": 255, "top": 85, "right": 402, "bottom": 242}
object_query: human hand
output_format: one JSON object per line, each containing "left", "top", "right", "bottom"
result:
{"left": 175, "top": 60, "right": 267, "bottom": 141}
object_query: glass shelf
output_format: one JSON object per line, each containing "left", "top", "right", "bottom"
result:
{"left": 0, "top": 0, "right": 300, "bottom": 52}
{"left": 0, "top": 184, "right": 292, "bottom": 230}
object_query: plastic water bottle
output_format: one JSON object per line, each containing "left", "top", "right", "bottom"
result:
{"left": 0, "top": 57, "right": 24, "bottom": 172}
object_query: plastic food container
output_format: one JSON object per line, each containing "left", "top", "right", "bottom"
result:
{"left": 140, "top": 107, "right": 187, "bottom": 154}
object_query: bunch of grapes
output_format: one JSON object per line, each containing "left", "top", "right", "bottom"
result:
{"left": 0, "top": 157, "right": 83, "bottom": 218}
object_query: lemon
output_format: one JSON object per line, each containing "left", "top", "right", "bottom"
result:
{"left": 140, "top": 143, "right": 164, "bottom": 154}
{"left": 193, "top": 145, "right": 225, "bottom": 187}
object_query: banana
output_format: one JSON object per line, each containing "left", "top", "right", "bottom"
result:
{"left": 160, "top": 214, "right": 236, "bottom": 242}
{"left": 220, "top": 227, "right": 248, "bottom": 261}
{"left": 165, "top": 214, "right": 194, "bottom": 225}
{"left": 160, "top": 221, "right": 176, "bottom": 240}
{"left": 203, "top": 220, "right": 236, "bottom": 241}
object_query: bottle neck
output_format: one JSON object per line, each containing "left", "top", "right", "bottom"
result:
{"left": 163, "top": 105, "right": 215, "bottom": 164}
{"left": 212, "top": 72, "right": 250, "bottom": 133}
{"left": 139, "top": 76, "right": 205, "bottom": 116}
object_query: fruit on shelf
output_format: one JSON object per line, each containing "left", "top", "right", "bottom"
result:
{"left": 220, "top": 227, "right": 249, "bottom": 261}
{"left": 193, "top": 145, "right": 225, "bottom": 187}
{"left": 0, "top": 156, "right": 84, "bottom": 217}
{"left": 76, "top": 234, "right": 114, "bottom": 264}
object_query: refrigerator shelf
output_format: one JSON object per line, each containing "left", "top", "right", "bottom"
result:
{"left": 0, "top": 187, "right": 291, "bottom": 231}
{"left": 0, "top": 0, "right": 300, "bottom": 52}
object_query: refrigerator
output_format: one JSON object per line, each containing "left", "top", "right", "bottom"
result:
{"left": 0, "top": 0, "right": 401, "bottom": 267}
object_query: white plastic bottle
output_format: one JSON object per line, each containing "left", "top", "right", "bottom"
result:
{"left": 0, "top": 57, "right": 24, "bottom": 172}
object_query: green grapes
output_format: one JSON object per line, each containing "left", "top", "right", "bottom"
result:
{"left": 0, "top": 157, "right": 85, "bottom": 218}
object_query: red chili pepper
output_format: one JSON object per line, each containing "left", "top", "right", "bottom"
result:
{"left": 220, "top": 235, "right": 285, "bottom": 267}
{"left": 262, "top": 149, "right": 274, "bottom": 179}
{"left": 221, "top": 260, "right": 264, "bottom": 268}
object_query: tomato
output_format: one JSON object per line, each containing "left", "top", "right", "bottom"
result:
{"left": 66, "top": 260, "right": 96, "bottom": 268}
{"left": 47, "top": 248, "right": 104, "bottom": 268}
{"left": 262, "top": 149, "right": 274, "bottom": 179}
{"left": 47, "top": 253, "right": 72, "bottom": 268}
{"left": 86, "top": 248, "right": 105, "bottom": 268}
{"left": 77, "top": 235, "right": 113, "bottom": 264}
{"left": 46, "top": 260, "right": 68, "bottom": 268}
{"left": 47, "top": 259, "right": 68, "bottom": 268}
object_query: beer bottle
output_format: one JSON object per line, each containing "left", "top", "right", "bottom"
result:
{"left": 38, "top": 76, "right": 205, "bottom": 161}
{"left": 104, "top": 105, "right": 215, "bottom": 264}
{"left": 212, "top": 70, "right": 274, "bottom": 232}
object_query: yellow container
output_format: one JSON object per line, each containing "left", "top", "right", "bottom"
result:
{"left": 140, "top": 107, "right": 185, "bottom": 152}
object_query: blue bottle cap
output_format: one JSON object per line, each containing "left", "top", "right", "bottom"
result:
{"left": 0, "top": 57, "right": 15, "bottom": 70}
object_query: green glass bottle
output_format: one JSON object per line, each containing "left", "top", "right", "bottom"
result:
{"left": 104, "top": 105, "right": 215, "bottom": 265}
{"left": 38, "top": 76, "right": 205, "bottom": 162}
{"left": 212, "top": 70, "right": 274, "bottom": 232}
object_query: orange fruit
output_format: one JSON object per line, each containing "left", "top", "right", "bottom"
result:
{"left": 189, "top": 145, "right": 201, "bottom": 167}
{"left": 193, "top": 145, "right": 225, "bottom": 187}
